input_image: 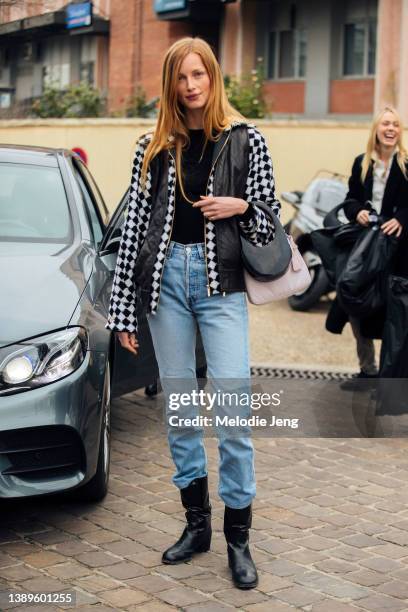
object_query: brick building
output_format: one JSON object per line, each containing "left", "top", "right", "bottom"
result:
{"left": 0, "top": 0, "right": 111, "bottom": 113}
{"left": 0, "top": 0, "right": 407, "bottom": 120}
{"left": 221, "top": 0, "right": 408, "bottom": 120}
{"left": 0, "top": 0, "right": 228, "bottom": 114}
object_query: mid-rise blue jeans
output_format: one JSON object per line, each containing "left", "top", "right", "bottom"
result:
{"left": 147, "top": 241, "right": 256, "bottom": 509}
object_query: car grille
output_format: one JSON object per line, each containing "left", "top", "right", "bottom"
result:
{"left": 0, "top": 426, "right": 85, "bottom": 480}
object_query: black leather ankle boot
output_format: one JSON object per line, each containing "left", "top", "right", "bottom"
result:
{"left": 162, "top": 476, "right": 211, "bottom": 564}
{"left": 224, "top": 504, "right": 258, "bottom": 589}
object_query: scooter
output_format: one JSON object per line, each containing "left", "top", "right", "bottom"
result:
{"left": 281, "top": 170, "right": 348, "bottom": 311}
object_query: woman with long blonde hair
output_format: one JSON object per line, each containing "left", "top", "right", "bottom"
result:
{"left": 338, "top": 106, "right": 408, "bottom": 389}
{"left": 106, "top": 37, "right": 280, "bottom": 588}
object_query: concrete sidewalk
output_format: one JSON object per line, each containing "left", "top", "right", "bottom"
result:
{"left": 248, "top": 299, "right": 381, "bottom": 372}
{"left": 0, "top": 388, "right": 408, "bottom": 611}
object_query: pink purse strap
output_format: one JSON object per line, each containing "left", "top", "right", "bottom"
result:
{"left": 287, "top": 235, "right": 302, "bottom": 272}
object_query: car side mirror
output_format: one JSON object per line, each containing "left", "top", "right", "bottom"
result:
{"left": 99, "top": 227, "right": 122, "bottom": 256}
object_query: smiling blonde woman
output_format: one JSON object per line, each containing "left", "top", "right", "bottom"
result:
{"left": 331, "top": 106, "right": 408, "bottom": 389}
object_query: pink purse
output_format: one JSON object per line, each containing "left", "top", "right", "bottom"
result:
{"left": 244, "top": 235, "right": 312, "bottom": 304}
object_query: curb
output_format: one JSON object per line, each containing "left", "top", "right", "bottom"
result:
{"left": 250, "top": 362, "right": 355, "bottom": 381}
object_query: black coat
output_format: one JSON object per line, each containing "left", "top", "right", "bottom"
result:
{"left": 344, "top": 153, "right": 408, "bottom": 278}
{"left": 327, "top": 153, "right": 408, "bottom": 337}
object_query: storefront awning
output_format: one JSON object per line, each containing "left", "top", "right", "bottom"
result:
{"left": 0, "top": 8, "right": 109, "bottom": 39}
{"left": 0, "top": 11, "right": 65, "bottom": 38}
{"left": 154, "top": 0, "right": 236, "bottom": 22}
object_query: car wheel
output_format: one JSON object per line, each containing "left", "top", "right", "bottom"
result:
{"left": 77, "top": 360, "right": 111, "bottom": 502}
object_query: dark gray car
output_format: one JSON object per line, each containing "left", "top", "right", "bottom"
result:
{"left": 0, "top": 144, "right": 165, "bottom": 501}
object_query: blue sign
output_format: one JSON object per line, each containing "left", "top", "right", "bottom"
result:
{"left": 66, "top": 2, "right": 92, "bottom": 29}
{"left": 154, "top": 0, "right": 186, "bottom": 14}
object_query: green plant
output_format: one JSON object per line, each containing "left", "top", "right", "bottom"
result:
{"left": 31, "top": 86, "right": 66, "bottom": 118}
{"left": 224, "top": 59, "right": 267, "bottom": 119}
{"left": 126, "top": 85, "right": 159, "bottom": 118}
{"left": 63, "top": 82, "right": 104, "bottom": 117}
{"left": 31, "top": 82, "right": 104, "bottom": 118}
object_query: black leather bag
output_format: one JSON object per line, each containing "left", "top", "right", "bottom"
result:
{"left": 240, "top": 203, "right": 292, "bottom": 282}
{"left": 333, "top": 223, "right": 364, "bottom": 247}
{"left": 337, "top": 228, "right": 399, "bottom": 317}
{"left": 311, "top": 201, "right": 369, "bottom": 287}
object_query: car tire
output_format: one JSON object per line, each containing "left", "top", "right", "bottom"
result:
{"left": 77, "top": 360, "right": 111, "bottom": 502}
{"left": 288, "top": 262, "right": 329, "bottom": 311}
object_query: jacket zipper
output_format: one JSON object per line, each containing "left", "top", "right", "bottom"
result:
{"left": 204, "top": 129, "right": 232, "bottom": 297}
{"left": 155, "top": 150, "right": 176, "bottom": 311}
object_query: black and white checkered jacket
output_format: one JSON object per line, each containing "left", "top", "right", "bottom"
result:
{"left": 107, "top": 122, "right": 281, "bottom": 333}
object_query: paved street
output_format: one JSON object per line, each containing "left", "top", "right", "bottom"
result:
{"left": 1, "top": 388, "right": 408, "bottom": 611}
{"left": 248, "top": 299, "right": 381, "bottom": 372}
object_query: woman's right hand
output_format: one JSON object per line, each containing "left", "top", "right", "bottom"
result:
{"left": 117, "top": 332, "right": 139, "bottom": 355}
{"left": 356, "top": 210, "right": 370, "bottom": 226}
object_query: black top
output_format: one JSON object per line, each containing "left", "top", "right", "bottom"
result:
{"left": 170, "top": 128, "right": 255, "bottom": 245}
{"left": 171, "top": 129, "right": 214, "bottom": 244}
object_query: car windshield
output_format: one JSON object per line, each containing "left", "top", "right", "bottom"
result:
{"left": 0, "top": 162, "right": 72, "bottom": 243}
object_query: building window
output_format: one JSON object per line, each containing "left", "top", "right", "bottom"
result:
{"left": 343, "top": 20, "right": 376, "bottom": 76}
{"left": 42, "top": 64, "right": 70, "bottom": 90}
{"left": 41, "top": 38, "right": 71, "bottom": 91}
{"left": 0, "top": 92, "right": 12, "bottom": 108}
{"left": 80, "top": 61, "right": 94, "bottom": 85}
{"left": 80, "top": 38, "right": 96, "bottom": 86}
{"left": 267, "top": 29, "right": 307, "bottom": 80}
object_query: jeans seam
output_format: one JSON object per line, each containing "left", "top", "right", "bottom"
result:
{"left": 185, "top": 250, "right": 189, "bottom": 298}
{"left": 148, "top": 258, "right": 254, "bottom": 507}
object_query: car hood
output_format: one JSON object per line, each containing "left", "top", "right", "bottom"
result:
{"left": 0, "top": 241, "right": 93, "bottom": 348}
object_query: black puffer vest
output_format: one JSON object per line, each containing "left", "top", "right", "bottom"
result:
{"left": 133, "top": 126, "right": 250, "bottom": 308}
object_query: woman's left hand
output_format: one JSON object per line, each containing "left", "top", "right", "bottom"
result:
{"left": 193, "top": 196, "right": 248, "bottom": 221}
{"left": 381, "top": 218, "right": 403, "bottom": 237}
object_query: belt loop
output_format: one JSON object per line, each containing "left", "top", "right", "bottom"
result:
{"left": 166, "top": 241, "right": 175, "bottom": 258}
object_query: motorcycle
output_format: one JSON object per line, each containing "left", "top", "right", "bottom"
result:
{"left": 281, "top": 170, "right": 348, "bottom": 311}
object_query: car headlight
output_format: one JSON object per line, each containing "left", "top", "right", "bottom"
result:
{"left": 0, "top": 328, "right": 88, "bottom": 395}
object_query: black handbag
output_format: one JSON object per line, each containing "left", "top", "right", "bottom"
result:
{"left": 311, "top": 200, "right": 370, "bottom": 287}
{"left": 337, "top": 228, "right": 399, "bottom": 317}
{"left": 333, "top": 223, "right": 364, "bottom": 247}
{"left": 240, "top": 203, "right": 292, "bottom": 282}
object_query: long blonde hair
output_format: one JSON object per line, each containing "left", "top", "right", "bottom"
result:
{"left": 141, "top": 37, "right": 246, "bottom": 201}
{"left": 361, "top": 106, "right": 408, "bottom": 182}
